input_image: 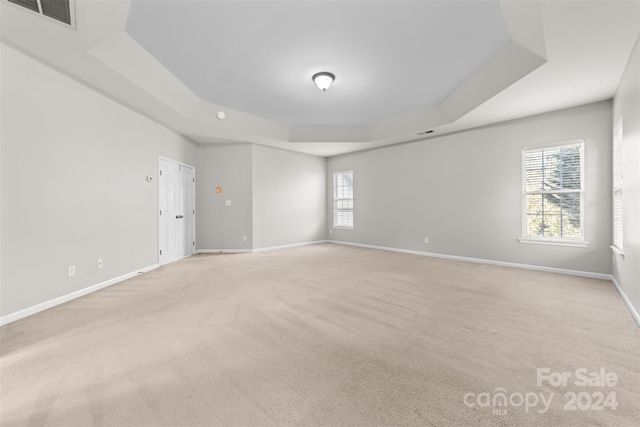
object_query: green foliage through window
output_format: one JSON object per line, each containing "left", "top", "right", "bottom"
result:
{"left": 523, "top": 143, "right": 583, "bottom": 239}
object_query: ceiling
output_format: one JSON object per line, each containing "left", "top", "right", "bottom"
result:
{"left": 1, "top": 1, "right": 639, "bottom": 157}
{"left": 125, "top": 1, "right": 511, "bottom": 127}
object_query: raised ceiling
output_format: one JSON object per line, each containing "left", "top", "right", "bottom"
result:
{"left": 125, "top": 1, "right": 511, "bottom": 126}
{"left": 1, "top": 1, "right": 639, "bottom": 156}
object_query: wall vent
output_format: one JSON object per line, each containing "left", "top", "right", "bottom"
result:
{"left": 7, "top": 0, "right": 76, "bottom": 28}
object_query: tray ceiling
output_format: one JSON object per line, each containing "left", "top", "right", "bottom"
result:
{"left": 2, "top": 1, "right": 639, "bottom": 156}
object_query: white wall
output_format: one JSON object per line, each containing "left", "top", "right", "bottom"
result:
{"left": 196, "top": 144, "right": 253, "bottom": 251}
{"left": 612, "top": 36, "right": 640, "bottom": 313}
{"left": 252, "top": 145, "right": 326, "bottom": 249}
{"left": 327, "top": 101, "right": 613, "bottom": 274}
{"left": 1, "top": 43, "right": 198, "bottom": 317}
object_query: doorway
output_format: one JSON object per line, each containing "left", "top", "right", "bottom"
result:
{"left": 159, "top": 157, "right": 195, "bottom": 265}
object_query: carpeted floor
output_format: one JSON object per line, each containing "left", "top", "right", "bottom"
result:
{"left": 1, "top": 243, "right": 639, "bottom": 426}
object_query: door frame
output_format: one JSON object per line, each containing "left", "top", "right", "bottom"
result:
{"left": 158, "top": 156, "right": 196, "bottom": 265}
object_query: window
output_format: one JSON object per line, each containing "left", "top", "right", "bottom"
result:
{"left": 520, "top": 140, "right": 585, "bottom": 246}
{"left": 613, "top": 118, "right": 623, "bottom": 251}
{"left": 333, "top": 171, "right": 353, "bottom": 228}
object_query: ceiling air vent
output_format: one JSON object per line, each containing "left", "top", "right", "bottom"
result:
{"left": 417, "top": 130, "right": 434, "bottom": 136}
{"left": 8, "top": 0, "right": 75, "bottom": 27}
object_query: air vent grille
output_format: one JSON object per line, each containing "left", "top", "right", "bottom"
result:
{"left": 8, "top": 0, "right": 74, "bottom": 27}
{"left": 8, "top": 0, "right": 39, "bottom": 13}
{"left": 41, "top": 0, "right": 71, "bottom": 25}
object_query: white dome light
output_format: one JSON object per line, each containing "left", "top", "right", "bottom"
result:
{"left": 312, "top": 72, "right": 335, "bottom": 91}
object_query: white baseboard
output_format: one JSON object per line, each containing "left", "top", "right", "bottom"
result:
{"left": 6, "top": 243, "right": 637, "bottom": 330}
{"left": 0, "top": 264, "right": 160, "bottom": 327}
{"left": 327, "top": 240, "right": 611, "bottom": 280}
{"left": 197, "top": 240, "right": 328, "bottom": 255}
{"left": 610, "top": 275, "right": 640, "bottom": 328}
{"left": 253, "top": 240, "right": 329, "bottom": 253}
{"left": 328, "top": 240, "right": 640, "bottom": 328}
{"left": 196, "top": 249, "right": 253, "bottom": 254}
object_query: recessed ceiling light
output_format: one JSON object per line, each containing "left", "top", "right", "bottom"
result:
{"left": 312, "top": 72, "right": 335, "bottom": 92}
{"left": 216, "top": 111, "right": 226, "bottom": 120}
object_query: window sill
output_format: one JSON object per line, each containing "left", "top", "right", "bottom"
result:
{"left": 610, "top": 246, "right": 625, "bottom": 258}
{"left": 518, "top": 238, "right": 589, "bottom": 248}
{"left": 332, "top": 226, "right": 354, "bottom": 230}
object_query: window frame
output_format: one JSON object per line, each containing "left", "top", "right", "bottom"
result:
{"left": 612, "top": 118, "right": 624, "bottom": 255}
{"left": 333, "top": 170, "right": 354, "bottom": 230}
{"left": 518, "top": 139, "right": 588, "bottom": 247}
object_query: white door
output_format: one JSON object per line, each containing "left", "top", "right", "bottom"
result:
{"left": 159, "top": 158, "right": 195, "bottom": 265}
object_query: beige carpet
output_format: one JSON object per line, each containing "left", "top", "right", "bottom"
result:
{"left": 1, "top": 243, "right": 639, "bottom": 426}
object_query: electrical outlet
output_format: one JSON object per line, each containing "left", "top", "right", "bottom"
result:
{"left": 424, "top": 237, "right": 429, "bottom": 244}
{"left": 68, "top": 266, "right": 76, "bottom": 277}
{"left": 97, "top": 259, "right": 103, "bottom": 269}
{"left": 242, "top": 236, "right": 247, "bottom": 242}
{"left": 225, "top": 200, "right": 231, "bottom": 206}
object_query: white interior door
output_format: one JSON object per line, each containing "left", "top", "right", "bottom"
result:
{"left": 159, "top": 158, "right": 195, "bottom": 265}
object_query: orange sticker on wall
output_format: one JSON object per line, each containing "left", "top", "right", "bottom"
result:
{"left": 215, "top": 186, "right": 222, "bottom": 193}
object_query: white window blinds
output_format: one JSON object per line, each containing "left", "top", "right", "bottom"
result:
{"left": 333, "top": 171, "right": 353, "bottom": 228}
{"left": 613, "top": 119, "right": 623, "bottom": 250}
{"left": 522, "top": 141, "right": 584, "bottom": 241}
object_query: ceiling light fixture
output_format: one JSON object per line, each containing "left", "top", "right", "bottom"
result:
{"left": 312, "top": 72, "right": 335, "bottom": 92}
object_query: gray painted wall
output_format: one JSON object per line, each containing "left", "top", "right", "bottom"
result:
{"left": 1, "top": 44, "right": 198, "bottom": 316}
{"left": 612, "top": 36, "right": 640, "bottom": 314}
{"left": 195, "top": 144, "right": 326, "bottom": 251}
{"left": 327, "top": 101, "right": 613, "bottom": 274}
{"left": 196, "top": 144, "right": 253, "bottom": 251}
{"left": 252, "top": 145, "right": 326, "bottom": 249}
